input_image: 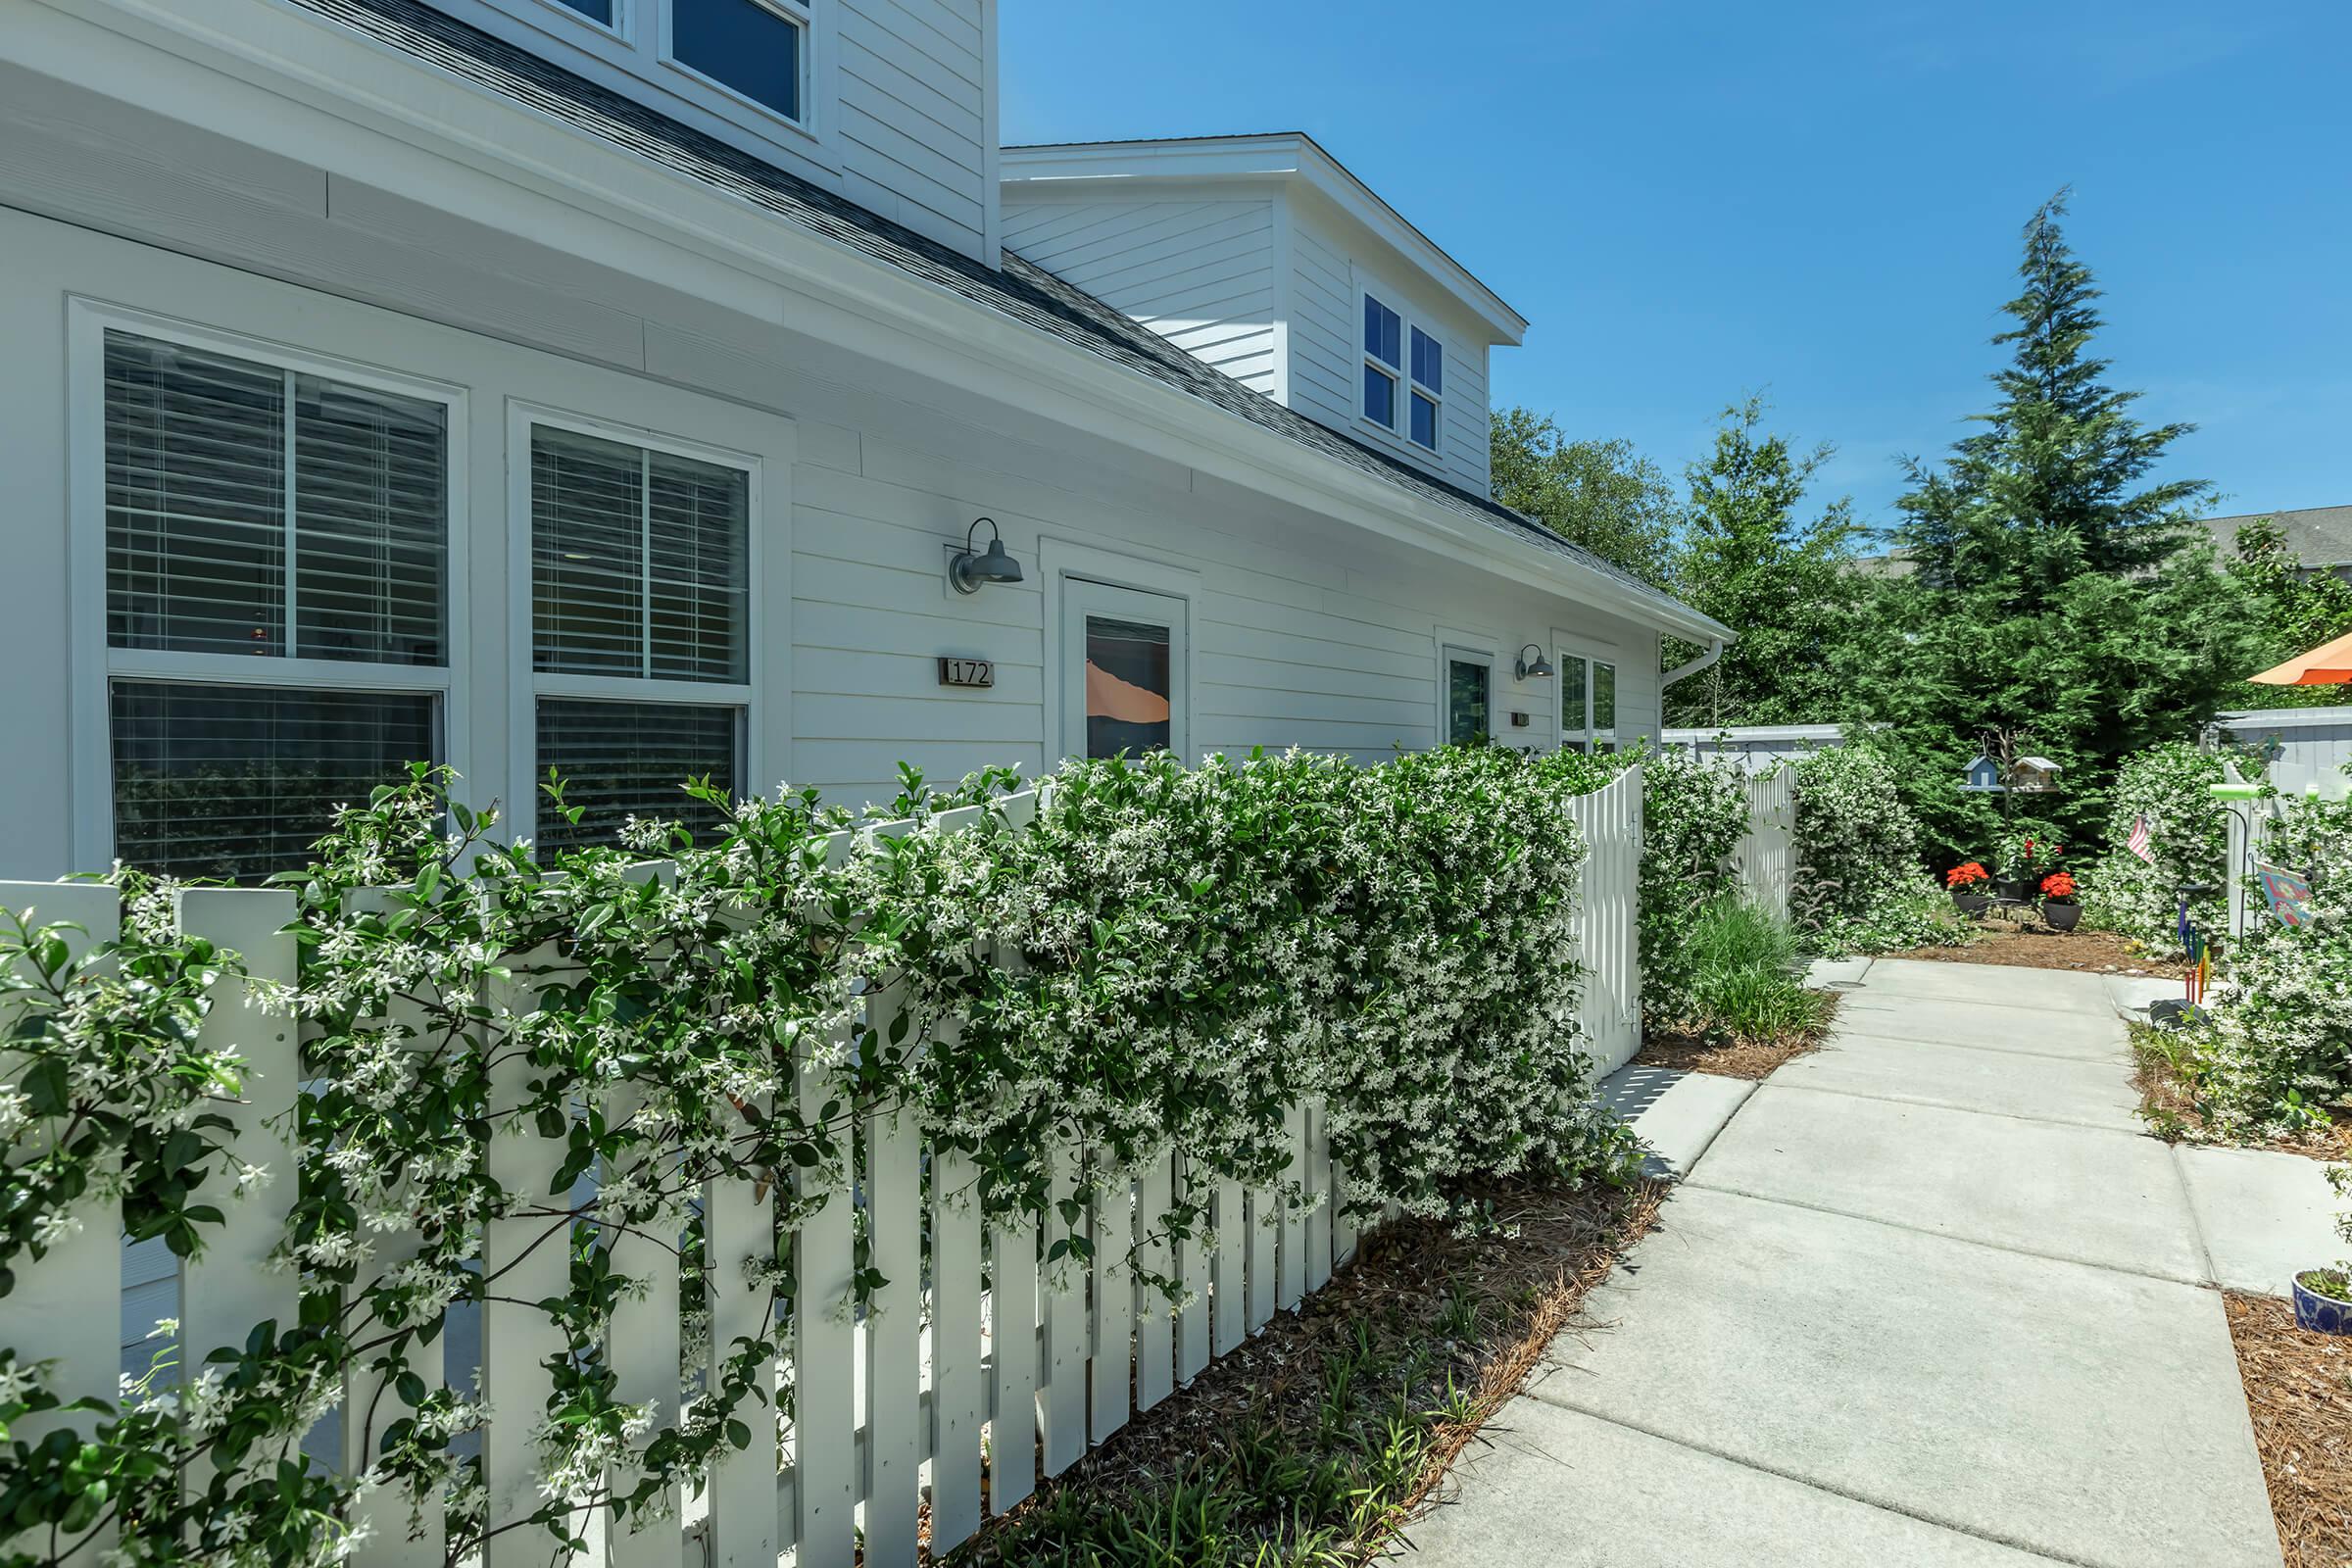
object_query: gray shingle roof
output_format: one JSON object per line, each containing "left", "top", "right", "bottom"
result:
{"left": 294, "top": 0, "right": 1720, "bottom": 636}
{"left": 2202, "top": 506, "right": 2352, "bottom": 569}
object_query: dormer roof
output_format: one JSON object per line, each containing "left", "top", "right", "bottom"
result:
{"left": 1002, "top": 132, "right": 1528, "bottom": 346}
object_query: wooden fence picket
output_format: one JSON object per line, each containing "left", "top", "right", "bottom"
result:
{"left": 1038, "top": 1147, "right": 1086, "bottom": 1476}
{"left": 1088, "top": 1161, "right": 1134, "bottom": 1445}
{"left": 790, "top": 1025, "right": 857, "bottom": 1563}
{"left": 984, "top": 1209, "right": 1040, "bottom": 1513}
{"left": 1244, "top": 1182, "right": 1277, "bottom": 1333}
{"left": 1211, "top": 1175, "right": 1246, "bottom": 1354}
{"left": 860, "top": 1055, "right": 924, "bottom": 1568}
{"left": 1172, "top": 1155, "right": 1211, "bottom": 1384}
{"left": 1132, "top": 1152, "right": 1174, "bottom": 1411}
{"left": 1278, "top": 1103, "right": 1308, "bottom": 1311}
{"left": 1303, "top": 1099, "right": 1333, "bottom": 1295}
{"left": 927, "top": 1143, "right": 986, "bottom": 1551}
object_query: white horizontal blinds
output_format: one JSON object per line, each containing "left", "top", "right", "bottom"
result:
{"left": 99, "top": 326, "right": 450, "bottom": 882}
{"left": 105, "top": 333, "right": 288, "bottom": 655}
{"left": 647, "top": 453, "right": 749, "bottom": 683}
{"left": 535, "top": 701, "right": 738, "bottom": 851}
{"left": 292, "top": 379, "right": 448, "bottom": 664}
{"left": 109, "top": 682, "right": 436, "bottom": 881}
{"left": 531, "top": 426, "right": 645, "bottom": 676}
{"left": 105, "top": 330, "right": 447, "bottom": 663}
{"left": 529, "top": 420, "right": 749, "bottom": 850}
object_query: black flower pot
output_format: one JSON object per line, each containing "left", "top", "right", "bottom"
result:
{"left": 1997, "top": 879, "right": 2031, "bottom": 901}
{"left": 2043, "top": 902, "right": 2082, "bottom": 931}
{"left": 1952, "top": 892, "right": 1992, "bottom": 915}
{"left": 2296, "top": 1272, "right": 2352, "bottom": 1335}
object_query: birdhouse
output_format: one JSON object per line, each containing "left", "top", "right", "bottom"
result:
{"left": 1961, "top": 756, "right": 2005, "bottom": 793}
{"left": 2012, "top": 757, "right": 2063, "bottom": 794}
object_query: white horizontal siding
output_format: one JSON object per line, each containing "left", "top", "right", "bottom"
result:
{"left": 838, "top": 0, "right": 992, "bottom": 258}
{"left": 1004, "top": 197, "right": 1280, "bottom": 395}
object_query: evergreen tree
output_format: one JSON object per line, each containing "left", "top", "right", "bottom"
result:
{"left": 2225, "top": 516, "right": 2352, "bottom": 710}
{"left": 1666, "top": 398, "right": 1867, "bottom": 728}
{"left": 1490, "top": 408, "right": 1682, "bottom": 589}
{"left": 1853, "top": 192, "right": 2261, "bottom": 859}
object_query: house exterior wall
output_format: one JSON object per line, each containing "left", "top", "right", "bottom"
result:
{"left": 1000, "top": 193, "right": 1282, "bottom": 396}
{"left": 2215, "top": 708, "right": 2352, "bottom": 801}
{"left": 388, "top": 0, "right": 1000, "bottom": 264}
{"left": 0, "top": 197, "right": 1662, "bottom": 878}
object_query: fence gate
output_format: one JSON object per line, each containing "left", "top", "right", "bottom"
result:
{"left": 1567, "top": 763, "right": 1643, "bottom": 1076}
{"left": 1734, "top": 767, "right": 1798, "bottom": 924}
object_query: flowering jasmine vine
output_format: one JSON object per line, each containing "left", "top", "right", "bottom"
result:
{"left": 2, "top": 745, "right": 1639, "bottom": 1566}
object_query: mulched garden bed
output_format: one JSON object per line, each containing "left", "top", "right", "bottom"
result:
{"left": 2227, "top": 1291, "right": 2352, "bottom": 1567}
{"left": 1635, "top": 994, "right": 1839, "bottom": 1081}
{"left": 2132, "top": 1025, "right": 2352, "bottom": 1162}
{"left": 945, "top": 1177, "right": 1667, "bottom": 1564}
{"left": 1888, "top": 921, "right": 2190, "bottom": 978}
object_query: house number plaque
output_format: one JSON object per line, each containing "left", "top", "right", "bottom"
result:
{"left": 938, "top": 658, "right": 996, "bottom": 689}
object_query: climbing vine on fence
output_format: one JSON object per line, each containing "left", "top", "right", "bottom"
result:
{"left": 0, "top": 744, "right": 1635, "bottom": 1567}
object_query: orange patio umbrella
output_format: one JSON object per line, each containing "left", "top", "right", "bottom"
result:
{"left": 2248, "top": 629, "right": 2352, "bottom": 686}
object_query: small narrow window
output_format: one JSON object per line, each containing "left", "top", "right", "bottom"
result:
{"left": 1592, "top": 661, "right": 1618, "bottom": 753}
{"left": 1362, "top": 294, "right": 1402, "bottom": 428}
{"left": 670, "top": 0, "right": 810, "bottom": 122}
{"left": 529, "top": 422, "right": 751, "bottom": 849}
{"left": 1558, "top": 655, "right": 1590, "bottom": 753}
{"left": 1084, "top": 616, "right": 1174, "bottom": 759}
{"left": 1408, "top": 326, "right": 1444, "bottom": 450}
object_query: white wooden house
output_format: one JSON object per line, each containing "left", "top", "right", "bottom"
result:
{"left": 0, "top": 0, "right": 1729, "bottom": 883}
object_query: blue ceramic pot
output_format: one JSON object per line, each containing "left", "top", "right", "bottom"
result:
{"left": 2294, "top": 1272, "right": 2352, "bottom": 1335}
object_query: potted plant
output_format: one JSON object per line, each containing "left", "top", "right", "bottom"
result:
{"left": 1946, "top": 860, "right": 1993, "bottom": 914}
{"left": 2294, "top": 1168, "right": 2352, "bottom": 1335}
{"left": 2039, "top": 870, "right": 2081, "bottom": 930}
{"left": 1995, "top": 831, "right": 2062, "bottom": 901}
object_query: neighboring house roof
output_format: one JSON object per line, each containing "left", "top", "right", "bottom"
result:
{"left": 1001, "top": 134, "right": 1529, "bottom": 346}
{"left": 291, "top": 0, "right": 1724, "bottom": 639}
{"left": 2202, "top": 506, "right": 2352, "bottom": 569}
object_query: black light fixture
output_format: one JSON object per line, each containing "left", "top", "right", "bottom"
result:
{"left": 949, "top": 516, "right": 1025, "bottom": 595}
{"left": 1516, "top": 643, "right": 1555, "bottom": 681}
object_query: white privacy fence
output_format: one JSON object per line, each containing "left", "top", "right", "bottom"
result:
{"left": 4, "top": 769, "right": 1644, "bottom": 1568}
{"left": 1567, "top": 764, "right": 1643, "bottom": 1076}
{"left": 1661, "top": 724, "right": 1842, "bottom": 775}
{"left": 1730, "top": 767, "right": 1797, "bottom": 923}
{"left": 2214, "top": 707, "right": 2352, "bottom": 802}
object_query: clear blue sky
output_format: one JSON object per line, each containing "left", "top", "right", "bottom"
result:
{"left": 1002, "top": 2, "right": 2352, "bottom": 539}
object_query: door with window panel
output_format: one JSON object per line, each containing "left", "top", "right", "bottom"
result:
{"left": 99, "top": 326, "right": 452, "bottom": 882}
{"left": 525, "top": 420, "right": 753, "bottom": 851}
{"left": 1062, "top": 579, "right": 1187, "bottom": 762}
{"left": 1442, "top": 647, "right": 1494, "bottom": 747}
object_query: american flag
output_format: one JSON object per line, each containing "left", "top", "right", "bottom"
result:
{"left": 2128, "top": 813, "right": 2155, "bottom": 864}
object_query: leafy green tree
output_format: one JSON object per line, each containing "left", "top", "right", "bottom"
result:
{"left": 1490, "top": 407, "right": 1681, "bottom": 589}
{"left": 1848, "top": 192, "right": 2262, "bottom": 860}
{"left": 1666, "top": 397, "right": 1868, "bottom": 727}
{"left": 2225, "top": 516, "right": 2352, "bottom": 710}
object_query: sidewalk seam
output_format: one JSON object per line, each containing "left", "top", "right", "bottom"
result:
{"left": 2166, "top": 1142, "right": 2225, "bottom": 1290}
{"left": 1498, "top": 1396, "right": 2095, "bottom": 1567}
{"left": 1758, "top": 1078, "right": 2145, "bottom": 1136}
{"left": 1826, "top": 1028, "right": 2129, "bottom": 1066}
{"left": 1675, "top": 1179, "right": 2211, "bottom": 1291}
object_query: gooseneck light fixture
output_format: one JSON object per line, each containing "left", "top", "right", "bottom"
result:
{"left": 1515, "top": 643, "right": 1555, "bottom": 681}
{"left": 949, "top": 516, "right": 1025, "bottom": 595}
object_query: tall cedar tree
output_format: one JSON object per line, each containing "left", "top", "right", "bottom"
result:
{"left": 1490, "top": 408, "right": 1682, "bottom": 590}
{"left": 2224, "top": 516, "right": 2352, "bottom": 710}
{"left": 1855, "top": 192, "right": 2259, "bottom": 860}
{"left": 1666, "top": 397, "right": 1866, "bottom": 728}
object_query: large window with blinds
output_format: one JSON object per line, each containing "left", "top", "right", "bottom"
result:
{"left": 98, "top": 324, "right": 454, "bottom": 880}
{"left": 526, "top": 418, "right": 752, "bottom": 852}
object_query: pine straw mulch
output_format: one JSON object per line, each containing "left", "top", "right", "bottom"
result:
{"left": 1887, "top": 921, "right": 2191, "bottom": 978}
{"left": 2229, "top": 1291, "right": 2352, "bottom": 1567}
{"left": 1634, "top": 994, "right": 1841, "bottom": 1081}
{"left": 943, "top": 1176, "right": 1668, "bottom": 1564}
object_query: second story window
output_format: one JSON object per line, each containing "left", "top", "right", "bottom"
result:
{"left": 1409, "top": 326, "right": 1443, "bottom": 451}
{"left": 1362, "top": 291, "right": 1446, "bottom": 455}
{"left": 1362, "top": 294, "right": 1401, "bottom": 430}
{"left": 666, "top": 0, "right": 811, "bottom": 123}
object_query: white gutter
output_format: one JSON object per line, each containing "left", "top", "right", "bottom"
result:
{"left": 1661, "top": 637, "right": 1726, "bottom": 690}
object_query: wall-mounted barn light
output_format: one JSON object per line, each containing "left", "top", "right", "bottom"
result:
{"left": 1515, "top": 644, "right": 1555, "bottom": 681}
{"left": 949, "top": 516, "right": 1025, "bottom": 594}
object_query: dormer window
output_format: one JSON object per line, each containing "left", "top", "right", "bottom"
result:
{"left": 664, "top": 0, "right": 811, "bottom": 123}
{"left": 1361, "top": 290, "right": 1445, "bottom": 454}
{"left": 1409, "top": 326, "right": 1443, "bottom": 451}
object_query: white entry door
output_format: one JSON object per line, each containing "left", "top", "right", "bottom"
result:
{"left": 1062, "top": 578, "right": 1189, "bottom": 761}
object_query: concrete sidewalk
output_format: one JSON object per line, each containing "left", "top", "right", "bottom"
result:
{"left": 1398, "top": 956, "right": 2306, "bottom": 1568}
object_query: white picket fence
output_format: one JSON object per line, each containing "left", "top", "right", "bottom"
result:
{"left": 3, "top": 768, "right": 1644, "bottom": 1568}
{"left": 1567, "top": 764, "right": 1643, "bottom": 1076}
{"left": 1731, "top": 766, "right": 1798, "bottom": 924}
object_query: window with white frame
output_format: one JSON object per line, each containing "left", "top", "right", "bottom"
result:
{"left": 1408, "top": 325, "right": 1443, "bottom": 451}
{"left": 663, "top": 0, "right": 813, "bottom": 123}
{"left": 1361, "top": 290, "right": 1446, "bottom": 454}
{"left": 526, "top": 420, "right": 751, "bottom": 851}
{"left": 1557, "top": 653, "right": 1619, "bottom": 754}
{"left": 100, "top": 326, "right": 452, "bottom": 882}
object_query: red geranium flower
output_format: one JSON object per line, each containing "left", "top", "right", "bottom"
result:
{"left": 2040, "top": 871, "right": 2077, "bottom": 900}
{"left": 1947, "top": 861, "right": 1990, "bottom": 889}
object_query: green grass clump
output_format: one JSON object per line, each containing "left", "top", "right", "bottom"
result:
{"left": 1686, "top": 900, "right": 1829, "bottom": 1044}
